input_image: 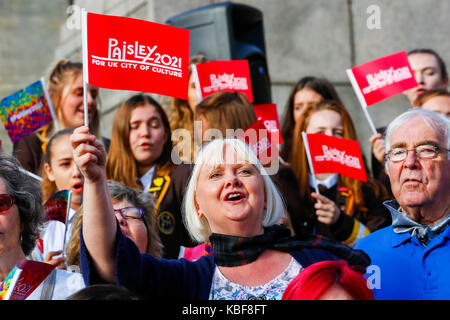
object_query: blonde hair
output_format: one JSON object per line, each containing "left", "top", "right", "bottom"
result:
{"left": 182, "top": 138, "right": 285, "bottom": 242}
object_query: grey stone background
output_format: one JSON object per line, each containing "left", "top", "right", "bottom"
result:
{"left": 1, "top": 0, "right": 449, "bottom": 173}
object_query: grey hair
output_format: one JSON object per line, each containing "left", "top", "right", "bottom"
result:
{"left": 384, "top": 108, "right": 450, "bottom": 169}
{"left": 0, "top": 152, "right": 43, "bottom": 256}
{"left": 182, "top": 138, "right": 285, "bottom": 242}
{"left": 107, "top": 180, "right": 163, "bottom": 258}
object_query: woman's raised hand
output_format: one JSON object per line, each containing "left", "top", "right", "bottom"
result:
{"left": 71, "top": 126, "right": 106, "bottom": 183}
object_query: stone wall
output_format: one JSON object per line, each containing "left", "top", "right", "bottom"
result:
{"left": 1, "top": 0, "right": 449, "bottom": 172}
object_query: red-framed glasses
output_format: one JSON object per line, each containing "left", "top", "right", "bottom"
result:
{"left": 0, "top": 194, "right": 15, "bottom": 213}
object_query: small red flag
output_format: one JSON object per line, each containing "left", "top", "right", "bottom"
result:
{"left": 83, "top": 11, "right": 189, "bottom": 99}
{"left": 347, "top": 51, "right": 418, "bottom": 107}
{"left": 192, "top": 60, "right": 253, "bottom": 102}
{"left": 253, "top": 103, "right": 283, "bottom": 144}
{"left": 305, "top": 133, "right": 367, "bottom": 182}
{"left": 235, "top": 120, "right": 280, "bottom": 166}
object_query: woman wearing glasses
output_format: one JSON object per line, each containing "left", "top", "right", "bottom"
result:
{"left": 0, "top": 152, "right": 84, "bottom": 300}
{"left": 66, "top": 181, "right": 163, "bottom": 268}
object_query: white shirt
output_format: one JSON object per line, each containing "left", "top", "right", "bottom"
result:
{"left": 139, "top": 165, "right": 156, "bottom": 191}
{"left": 26, "top": 269, "right": 85, "bottom": 300}
{"left": 308, "top": 173, "right": 338, "bottom": 190}
{"left": 42, "top": 208, "right": 77, "bottom": 259}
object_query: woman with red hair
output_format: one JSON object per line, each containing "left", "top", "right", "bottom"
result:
{"left": 290, "top": 100, "right": 391, "bottom": 246}
{"left": 282, "top": 260, "right": 374, "bottom": 300}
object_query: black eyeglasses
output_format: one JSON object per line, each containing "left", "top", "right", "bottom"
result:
{"left": 0, "top": 194, "right": 15, "bottom": 213}
{"left": 387, "top": 144, "right": 449, "bottom": 162}
{"left": 113, "top": 207, "right": 144, "bottom": 220}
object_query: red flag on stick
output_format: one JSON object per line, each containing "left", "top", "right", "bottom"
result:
{"left": 192, "top": 60, "right": 253, "bottom": 102}
{"left": 303, "top": 132, "right": 367, "bottom": 183}
{"left": 235, "top": 120, "right": 280, "bottom": 166}
{"left": 253, "top": 103, "right": 283, "bottom": 144}
{"left": 346, "top": 51, "right": 418, "bottom": 134}
{"left": 81, "top": 10, "right": 189, "bottom": 101}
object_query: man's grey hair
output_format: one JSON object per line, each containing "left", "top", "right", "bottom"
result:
{"left": 384, "top": 108, "right": 450, "bottom": 169}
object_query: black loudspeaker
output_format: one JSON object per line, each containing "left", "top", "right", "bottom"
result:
{"left": 166, "top": 1, "right": 272, "bottom": 104}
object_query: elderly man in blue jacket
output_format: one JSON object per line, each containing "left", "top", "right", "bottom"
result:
{"left": 356, "top": 108, "right": 450, "bottom": 300}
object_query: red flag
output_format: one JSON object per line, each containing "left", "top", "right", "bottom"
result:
{"left": 235, "top": 120, "right": 279, "bottom": 166}
{"left": 192, "top": 60, "right": 253, "bottom": 102}
{"left": 82, "top": 11, "right": 189, "bottom": 99}
{"left": 346, "top": 51, "right": 418, "bottom": 107}
{"left": 305, "top": 133, "right": 367, "bottom": 182}
{"left": 5, "top": 260, "right": 55, "bottom": 300}
{"left": 253, "top": 103, "right": 283, "bottom": 144}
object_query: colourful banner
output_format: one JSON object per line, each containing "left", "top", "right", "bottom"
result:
{"left": 4, "top": 260, "right": 55, "bottom": 300}
{"left": 253, "top": 103, "right": 283, "bottom": 144}
{"left": 192, "top": 60, "right": 253, "bottom": 102}
{"left": 0, "top": 266, "right": 19, "bottom": 300}
{"left": 43, "top": 190, "right": 72, "bottom": 224}
{"left": 82, "top": 11, "right": 189, "bottom": 99}
{"left": 0, "top": 79, "right": 55, "bottom": 143}
{"left": 303, "top": 133, "right": 367, "bottom": 182}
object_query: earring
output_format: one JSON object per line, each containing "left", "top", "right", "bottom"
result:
{"left": 197, "top": 211, "right": 204, "bottom": 218}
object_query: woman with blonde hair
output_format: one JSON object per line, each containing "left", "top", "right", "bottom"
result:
{"left": 290, "top": 100, "right": 391, "bottom": 246}
{"left": 191, "top": 91, "right": 309, "bottom": 237}
{"left": 13, "top": 59, "right": 107, "bottom": 174}
{"left": 70, "top": 128, "right": 370, "bottom": 299}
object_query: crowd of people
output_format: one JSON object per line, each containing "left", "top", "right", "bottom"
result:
{"left": 0, "top": 48, "right": 448, "bottom": 300}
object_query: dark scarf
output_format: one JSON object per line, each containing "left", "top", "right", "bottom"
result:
{"left": 209, "top": 224, "right": 370, "bottom": 268}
